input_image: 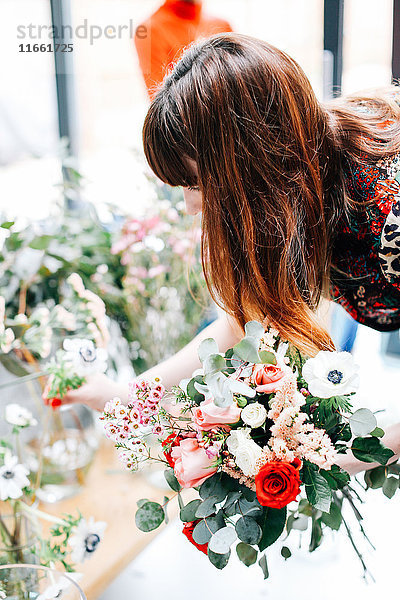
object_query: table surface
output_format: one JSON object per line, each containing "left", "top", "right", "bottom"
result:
{"left": 39, "top": 439, "right": 176, "bottom": 600}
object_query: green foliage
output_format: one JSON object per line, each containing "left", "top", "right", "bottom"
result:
{"left": 351, "top": 437, "right": 395, "bottom": 465}
{"left": 236, "top": 542, "right": 258, "bottom": 566}
{"left": 235, "top": 517, "right": 262, "bottom": 545}
{"left": 208, "top": 548, "right": 231, "bottom": 569}
{"left": 320, "top": 465, "right": 350, "bottom": 490}
{"left": 257, "top": 506, "right": 287, "bottom": 551}
{"left": 164, "top": 468, "right": 182, "bottom": 492}
{"left": 258, "top": 554, "right": 269, "bottom": 579}
{"left": 281, "top": 546, "right": 292, "bottom": 560}
{"left": 135, "top": 501, "right": 165, "bottom": 532}
{"left": 180, "top": 499, "right": 202, "bottom": 522}
{"left": 192, "top": 516, "right": 223, "bottom": 545}
{"left": 321, "top": 502, "right": 342, "bottom": 531}
{"left": 302, "top": 463, "right": 332, "bottom": 513}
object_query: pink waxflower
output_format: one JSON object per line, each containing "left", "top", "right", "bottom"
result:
{"left": 192, "top": 397, "right": 241, "bottom": 432}
{"left": 251, "top": 363, "right": 287, "bottom": 393}
{"left": 171, "top": 438, "right": 218, "bottom": 488}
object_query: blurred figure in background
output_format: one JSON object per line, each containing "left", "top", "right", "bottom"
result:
{"left": 135, "top": 0, "right": 232, "bottom": 99}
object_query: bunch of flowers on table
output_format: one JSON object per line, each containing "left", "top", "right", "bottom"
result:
{"left": 0, "top": 402, "right": 106, "bottom": 570}
{"left": 102, "top": 321, "right": 398, "bottom": 578}
{"left": 110, "top": 197, "right": 207, "bottom": 372}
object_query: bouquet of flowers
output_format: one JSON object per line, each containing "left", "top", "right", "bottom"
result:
{"left": 101, "top": 322, "right": 397, "bottom": 577}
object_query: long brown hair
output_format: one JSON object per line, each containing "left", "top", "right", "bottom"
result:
{"left": 143, "top": 33, "right": 400, "bottom": 356}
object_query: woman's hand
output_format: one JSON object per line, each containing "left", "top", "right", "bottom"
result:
{"left": 59, "top": 374, "right": 129, "bottom": 412}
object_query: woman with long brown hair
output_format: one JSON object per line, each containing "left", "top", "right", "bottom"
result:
{"left": 65, "top": 33, "right": 400, "bottom": 473}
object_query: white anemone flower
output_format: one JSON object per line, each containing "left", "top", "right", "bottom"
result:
{"left": 63, "top": 338, "right": 108, "bottom": 376}
{"left": 302, "top": 351, "right": 360, "bottom": 398}
{"left": 36, "top": 573, "right": 83, "bottom": 600}
{"left": 5, "top": 403, "right": 38, "bottom": 428}
{"left": 0, "top": 455, "right": 30, "bottom": 500}
{"left": 69, "top": 517, "right": 107, "bottom": 563}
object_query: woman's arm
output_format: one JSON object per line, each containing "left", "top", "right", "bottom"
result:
{"left": 62, "top": 312, "right": 242, "bottom": 411}
{"left": 335, "top": 422, "right": 400, "bottom": 475}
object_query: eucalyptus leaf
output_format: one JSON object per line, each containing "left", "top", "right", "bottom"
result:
{"left": 198, "top": 338, "right": 219, "bottom": 363}
{"left": 235, "top": 517, "right": 262, "bottom": 545}
{"left": 199, "top": 474, "right": 227, "bottom": 503}
{"left": 203, "top": 353, "right": 226, "bottom": 375}
{"left": 382, "top": 477, "right": 398, "bottom": 499}
{"left": 244, "top": 321, "right": 265, "bottom": 340}
{"left": 281, "top": 546, "right": 292, "bottom": 560}
{"left": 349, "top": 409, "right": 377, "bottom": 437}
{"left": 233, "top": 338, "right": 260, "bottom": 364}
{"left": 195, "top": 496, "right": 218, "bottom": 518}
{"left": 208, "top": 527, "right": 237, "bottom": 554}
{"left": 192, "top": 517, "right": 222, "bottom": 545}
{"left": 180, "top": 499, "right": 202, "bottom": 522}
{"left": 135, "top": 502, "right": 165, "bottom": 532}
{"left": 258, "top": 554, "right": 269, "bottom": 579}
{"left": 236, "top": 542, "right": 258, "bottom": 566}
{"left": 164, "top": 468, "right": 182, "bottom": 492}
{"left": 259, "top": 350, "right": 277, "bottom": 365}
{"left": 364, "top": 466, "right": 386, "bottom": 489}
{"left": 207, "top": 548, "right": 231, "bottom": 570}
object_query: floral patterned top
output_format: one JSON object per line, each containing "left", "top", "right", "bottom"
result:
{"left": 330, "top": 150, "right": 400, "bottom": 331}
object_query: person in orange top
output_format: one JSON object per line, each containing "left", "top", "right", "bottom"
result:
{"left": 135, "top": 0, "right": 233, "bottom": 99}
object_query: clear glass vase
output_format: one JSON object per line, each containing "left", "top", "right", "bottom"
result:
{"left": 0, "top": 510, "right": 39, "bottom": 566}
{"left": 23, "top": 404, "right": 100, "bottom": 503}
{"left": 0, "top": 563, "right": 86, "bottom": 600}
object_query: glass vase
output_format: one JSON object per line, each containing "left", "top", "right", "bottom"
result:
{"left": 0, "top": 510, "right": 39, "bottom": 566}
{"left": 0, "top": 563, "right": 86, "bottom": 600}
{"left": 23, "top": 404, "right": 99, "bottom": 503}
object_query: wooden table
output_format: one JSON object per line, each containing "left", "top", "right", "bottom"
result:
{"left": 39, "top": 439, "right": 177, "bottom": 600}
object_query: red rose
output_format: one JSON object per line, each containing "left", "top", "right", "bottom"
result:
{"left": 182, "top": 520, "right": 208, "bottom": 554}
{"left": 161, "top": 433, "right": 181, "bottom": 468}
{"left": 255, "top": 459, "right": 301, "bottom": 509}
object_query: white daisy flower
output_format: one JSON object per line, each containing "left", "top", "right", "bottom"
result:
{"left": 0, "top": 455, "right": 30, "bottom": 500}
{"left": 302, "top": 350, "right": 360, "bottom": 398}
{"left": 69, "top": 517, "right": 107, "bottom": 563}
{"left": 5, "top": 403, "right": 38, "bottom": 428}
{"left": 63, "top": 338, "right": 108, "bottom": 376}
{"left": 36, "top": 572, "right": 83, "bottom": 600}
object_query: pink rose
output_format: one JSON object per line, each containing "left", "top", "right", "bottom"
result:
{"left": 192, "top": 397, "right": 241, "bottom": 432}
{"left": 252, "top": 364, "right": 286, "bottom": 393}
{"left": 171, "top": 438, "right": 218, "bottom": 488}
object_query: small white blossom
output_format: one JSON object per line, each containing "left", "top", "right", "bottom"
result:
{"left": 5, "top": 403, "right": 38, "bottom": 427}
{"left": 241, "top": 402, "right": 267, "bottom": 428}
{"left": 0, "top": 455, "right": 30, "bottom": 500}
{"left": 63, "top": 338, "right": 107, "bottom": 376}
{"left": 302, "top": 351, "right": 359, "bottom": 398}
{"left": 36, "top": 573, "right": 83, "bottom": 600}
{"left": 69, "top": 517, "right": 107, "bottom": 563}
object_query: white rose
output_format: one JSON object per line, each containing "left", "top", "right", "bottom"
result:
{"left": 226, "top": 428, "right": 251, "bottom": 455}
{"left": 234, "top": 439, "right": 262, "bottom": 477}
{"left": 302, "top": 351, "right": 359, "bottom": 398}
{"left": 241, "top": 402, "right": 267, "bottom": 428}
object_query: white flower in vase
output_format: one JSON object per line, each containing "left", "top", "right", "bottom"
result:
{"left": 36, "top": 572, "right": 83, "bottom": 600}
{"left": 63, "top": 338, "right": 108, "bottom": 376}
{"left": 69, "top": 517, "right": 107, "bottom": 563}
{"left": 5, "top": 403, "right": 38, "bottom": 427}
{"left": 302, "top": 350, "right": 360, "bottom": 398}
{"left": 0, "top": 455, "right": 30, "bottom": 500}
